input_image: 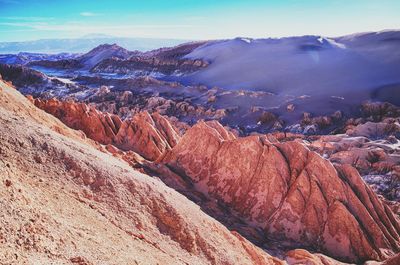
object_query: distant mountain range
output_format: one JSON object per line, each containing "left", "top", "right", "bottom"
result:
{"left": 0, "top": 36, "right": 190, "bottom": 54}
{"left": 1, "top": 30, "right": 399, "bottom": 126}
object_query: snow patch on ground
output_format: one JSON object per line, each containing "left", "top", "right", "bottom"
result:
{"left": 52, "top": 77, "right": 75, "bottom": 84}
{"left": 325, "top": 38, "right": 346, "bottom": 49}
{"left": 239, "top": 38, "right": 252, "bottom": 44}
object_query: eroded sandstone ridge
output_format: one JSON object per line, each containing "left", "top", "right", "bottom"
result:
{"left": 162, "top": 121, "right": 400, "bottom": 263}
{"left": 30, "top": 97, "right": 180, "bottom": 160}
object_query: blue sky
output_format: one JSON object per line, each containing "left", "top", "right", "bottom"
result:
{"left": 0, "top": 0, "right": 399, "bottom": 41}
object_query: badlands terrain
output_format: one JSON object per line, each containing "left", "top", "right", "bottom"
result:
{"left": 0, "top": 30, "right": 399, "bottom": 264}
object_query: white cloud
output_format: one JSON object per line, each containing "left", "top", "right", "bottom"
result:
{"left": 80, "top": 12, "right": 101, "bottom": 17}
{"left": 0, "top": 22, "right": 48, "bottom": 28}
{"left": 3, "top": 16, "right": 54, "bottom": 21}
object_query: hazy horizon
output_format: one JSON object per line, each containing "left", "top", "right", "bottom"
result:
{"left": 1, "top": 29, "right": 400, "bottom": 44}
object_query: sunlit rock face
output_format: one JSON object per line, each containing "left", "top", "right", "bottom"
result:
{"left": 114, "top": 111, "right": 180, "bottom": 160}
{"left": 163, "top": 121, "right": 400, "bottom": 263}
{"left": 31, "top": 97, "right": 180, "bottom": 160}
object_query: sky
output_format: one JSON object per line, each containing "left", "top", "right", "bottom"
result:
{"left": 0, "top": 0, "right": 399, "bottom": 42}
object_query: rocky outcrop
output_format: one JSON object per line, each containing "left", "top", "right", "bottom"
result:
{"left": 381, "top": 253, "right": 400, "bottom": 265}
{"left": 285, "top": 249, "right": 349, "bottom": 265}
{"left": 286, "top": 110, "right": 345, "bottom": 135}
{"left": 91, "top": 56, "right": 208, "bottom": 75}
{"left": 346, "top": 121, "right": 400, "bottom": 138}
{"left": 8, "top": 76, "right": 399, "bottom": 263}
{"left": 32, "top": 97, "right": 121, "bottom": 144}
{"left": 79, "top": 44, "right": 134, "bottom": 69}
{"left": 0, "top": 52, "right": 78, "bottom": 65}
{"left": 142, "top": 41, "right": 207, "bottom": 59}
{"left": 361, "top": 102, "right": 400, "bottom": 120}
{"left": 29, "top": 44, "right": 135, "bottom": 70}
{"left": 28, "top": 58, "right": 83, "bottom": 69}
{"left": 114, "top": 111, "right": 180, "bottom": 161}
{"left": 0, "top": 63, "right": 45, "bottom": 87}
{"left": 306, "top": 133, "right": 400, "bottom": 202}
{"left": 30, "top": 97, "right": 180, "bottom": 160}
{"left": 0, "top": 78, "right": 285, "bottom": 265}
{"left": 91, "top": 41, "right": 209, "bottom": 75}
{"left": 28, "top": 95, "right": 400, "bottom": 263}
{"left": 0, "top": 63, "right": 86, "bottom": 99}
{"left": 162, "top": 121, "right": 400, "bottom": 263}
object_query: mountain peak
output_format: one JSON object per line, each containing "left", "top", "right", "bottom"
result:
{"left": 87, "top": 43, "right": 127, "bottom": 53}
{"left": 78, "top": 43, "right": 133, "bottom": 68}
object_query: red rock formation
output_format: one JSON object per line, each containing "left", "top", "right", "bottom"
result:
{"left": 22, "top": 90, "right": 400, "bottom": 263}
{"left": 162, "top": 121, "right": 400, "bottom": 263}
{"left": 32, "top": 97, "right": 121, "bottom": 144}
{"left": 114, "top": 111, "right": 180, "bottom": 161}
{"left": 285, "top": 249, "right": 349, "bottom": 265}
{"left": 382, "top": 253, "right": 400, "bottom": 265}
{"left": 1, "top": 78, "right": 286, "bottom": 265}
{"left": 31, "top": 97, "right": 180, "bottom": 160}
{"left": 307, "top": 134, "right": 400, "bottom": 202}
